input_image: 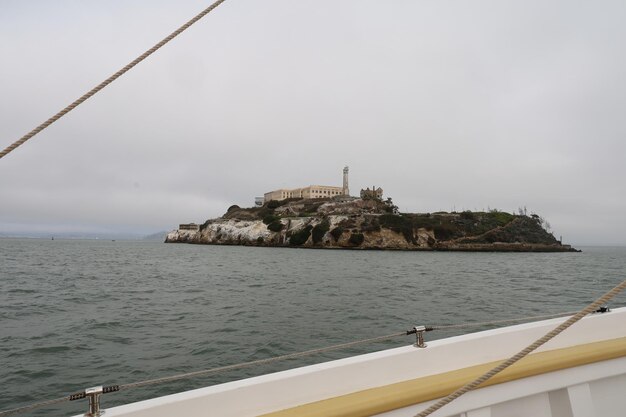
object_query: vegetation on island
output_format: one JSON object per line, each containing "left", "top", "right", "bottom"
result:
{"left": 289, "top": 225, "right": 313, "bottom": 246}
{"left": 179, "top": 195, "right": 575, "bottom": 252}
{"left": 312, "top": 219, "right": 330, "bottom": 244}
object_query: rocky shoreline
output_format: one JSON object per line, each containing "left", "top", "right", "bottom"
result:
{"left": 166, "top": 198, "right": 579, "bottom": 252}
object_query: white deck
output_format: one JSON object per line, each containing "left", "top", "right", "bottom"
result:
{"left": 77, "top": 307, "right": 626, "bottom": 417}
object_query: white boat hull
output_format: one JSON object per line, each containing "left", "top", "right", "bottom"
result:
{"left": 79, "top": 307, "right": 626, "bottom": 417}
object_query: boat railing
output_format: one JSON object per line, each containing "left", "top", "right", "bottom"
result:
{"left": 0, "top": 302, "right": 621, "bottom": 417}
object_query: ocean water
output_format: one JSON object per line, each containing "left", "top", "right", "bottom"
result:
{"left": 1, "top": 238, "right": 625, "bottom": 416}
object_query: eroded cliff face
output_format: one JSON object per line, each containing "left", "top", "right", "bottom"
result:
{"left": 166, "top": 215, "right": 435, "bottom": 249}
{"left": 166, "top": 198, "right": 578, "bottom": 252}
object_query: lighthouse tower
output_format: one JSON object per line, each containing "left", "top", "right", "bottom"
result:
{"left": 342, "top": 166, "right": 349, "bottom": 196}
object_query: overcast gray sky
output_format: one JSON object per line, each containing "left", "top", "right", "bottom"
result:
{"left": 1, "top": 0, "right": 625, "bottom": 245}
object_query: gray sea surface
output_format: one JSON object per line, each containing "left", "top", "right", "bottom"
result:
{"left": 1, "top": 238, "right": 625, "bottom": 416}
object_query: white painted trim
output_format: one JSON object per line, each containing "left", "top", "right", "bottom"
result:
{"left": 568, "top": 383, "right": 596, "bottom": 417}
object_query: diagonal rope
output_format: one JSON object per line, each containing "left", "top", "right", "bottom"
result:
{"left": 0, "top": 0, "right": 228, "bottom": 160}
{"left": 428, "top": 310, "right": 580, "bottom": 331}
{"left": 0, "top": 331, "right": 406, "bottom": 416}
{"left": 121, "top": 309, "right": 598, "bottom": 391}
{"left": 119, "top": 331, "right": 406, "bottom": 390}
{"left": 414, "top": 278, "right": 626, "bottom": 417}
{"left": 0, "top": 395, "right": 71, "bottom": 417}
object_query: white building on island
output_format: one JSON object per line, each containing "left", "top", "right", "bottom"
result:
{"left": 262, "top": 166, "right": 350, "bottom": 204}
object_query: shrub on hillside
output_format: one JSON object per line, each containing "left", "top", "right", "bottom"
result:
{"left": 267, "top": 221, "right": 284, "bottom": 232}
{"left": 330, "top": 227, "right": 344, "bottom": 241}
{"left": 338, "top": 218, "right": 357, "bottom": 229}
{"left": 379, "top": 214, "right": 408, "bottom": 229}
{"left": 403, "top": 214, "right": 438, "bottom": 229}
{"left": 348, "top": 233, "right": 365, "bottom": 246}
{"left": 266, "top": 200, "right": 281, "bottom": 209}
{"left": 266, "top": 197, "right": 304, "bottom": 210}
{"left": 223, "top": 206, "right": 272, "bottom": 220}
{"left": 289, "top": 225, "right": 312, "bottom": 246}
{"left": 433, "top": 223, "right": 457, "bottom": 240}
{"left": 297, "top": 200, "right": 327, "bottom": 216}
{"left": 312, "top": 219, "right": 330, "bottom": 244}
{"left": 475, "top": 217, "right": 557, "bottom": 244}
{"left": 379, "top": 214, "right": 414, "bottom": 243}
{"left": 263, "top": 214, "right": 279, "bottom": 225}
{"left": 361, "top": 217, "right": 381, "bottom": 232}
{"left": 488, "top": 211, "right": 514, "bottom": 226}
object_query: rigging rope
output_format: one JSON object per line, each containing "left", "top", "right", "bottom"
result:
{"left": 0, "top": 330, "right": 406, "bottom": 417}
{"left": 0, "top": 396, "right": 71, "bottom": 417}
{"left": 414, "top": 278, "right": 626, "bottom": 417}
{"left": 428, "top": 310, "right": 580, "bottom": 331}
{"left": 118, "top": 330, "right": 406, "bottom": 390}
{"left": 0, "top": 0, "right": 228, "bottom": 160}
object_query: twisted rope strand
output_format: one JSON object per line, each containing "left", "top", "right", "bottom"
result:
{"left": 0, "top": 0, "right": 228, "bottom": 160}
{"left": 0, "top": 331, "right": 404, "bottom": 416}
{"left": 429, "top": 310, "right": 580, "bottom": 331}
{"left": 0, "top": 395, "right": 71, "bottom": 417}
{"left": 120, "top": 331, "right": 406, "bottom": 390}
{"left": 414, "top": 278, "right": 626, "bottom": 417}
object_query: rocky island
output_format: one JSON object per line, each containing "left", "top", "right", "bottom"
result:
{"left": 165, "top": 197, "right": 578, "bottom": 252}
